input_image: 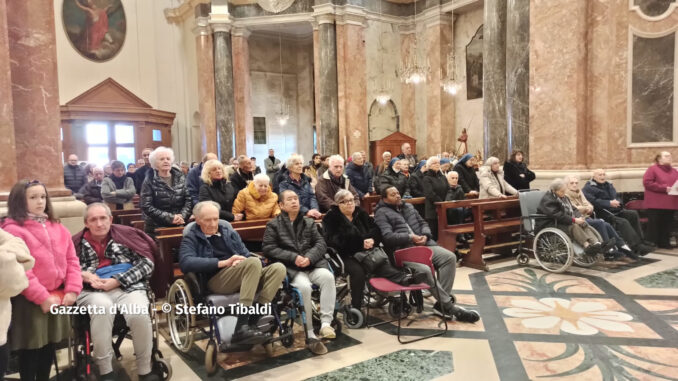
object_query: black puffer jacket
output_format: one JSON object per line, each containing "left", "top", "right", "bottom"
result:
{"left": 64, "top": 164, "right": 87, "bottom": 194}
{"left": 262, "top": 211, "right": 328, "bottom": 278}
{"left": 503, "top": 160, "right": 535, "bottom": 191}
{"left": 374, "top": 200, "right": 435, "bottom": 254}
{"left": 140, "top": 167, "right": 192, "bottom": 235}
{"left": 322, "top": 205, "right": 381, "bottom": 258}
{"left": 536, "top": 191, "right": 580, "bottom": 231}
{"left": 77, "top": 180, "right": 103, "bottom": 205}
{"left": 422, "top": 171, "right": 449, "bottom": 220}
{"left": 229, "top": 169, "right": 254, "bottom": 194}
{"left": 453, "top": 162, "right": 479, "bottom": 193}
{"left": 445, "top": 185, "right": 465, "bottom": 202}
{"left": 199, "top": 179, "right": 236, "bottom": 221}
{"left": 408, "top": 170, "right": 426, "bottom": 197}
{"left": 378, "top": 168, "right": 410, "bottom": 196}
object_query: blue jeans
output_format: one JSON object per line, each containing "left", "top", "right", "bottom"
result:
{"left": 586, "top": 218, "right": 624, "bottom": 244}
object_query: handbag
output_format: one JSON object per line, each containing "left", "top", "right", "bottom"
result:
{"left": 95, "top": 263, "right": 133, "bottom": 279}
{"left": 353, "top": 247, "right": 389, "bottom": 274}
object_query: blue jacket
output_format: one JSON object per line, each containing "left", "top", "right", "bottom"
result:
{"left": 374, "top": 200, "right": 436, "bottom": 254}
{"left": 278, "top": 171, "right": 319, "bottom": 215}
{"left": 581, "top": 180, "right": 622, "bottom": 215}
{"left": 344, "top": 162, "right": 374, "bottom": 198}
{"left": 186, "top": 163, "right": 204, "bottom": 206}
{"left": 178, "top": 220, "right": 250, "bottom": 276}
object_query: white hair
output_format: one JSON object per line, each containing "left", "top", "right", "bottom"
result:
{"left": 382, "top": 151, "right": 391, "bottom": 159}
{"left": 446, "top": 171, "right": 459, "bottom": 179}
{"left": 351, "top": 152, "right": 362, "bottom": 161}
{"left": 253, "top": 173, "right": 270, "bottom": 184}
{"left": 426, "top": 156, "right": 440, "bottom": 168}
{"left": 334, "top": 189, "right": 354, "bottom": 203}
{"left": 286, "top": 154, "right": 304, "bottom": 169}
{"left": 149, "top": 146, "right": 175, "bottom": 170}
{"left": 485, "top": 156, "right": 500, "bottom": 167}
{"left": 193, "top": 200, "right": 221, "bottom": 218}
{"left": 550, "top": 178, "right": 566, "bottom": 192}
{"left": 328, "top": 155, "right": 344, "bottom": 166}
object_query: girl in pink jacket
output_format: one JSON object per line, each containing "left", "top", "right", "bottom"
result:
{"left": 1, "top": 180, "right": 82, "bottom": 381}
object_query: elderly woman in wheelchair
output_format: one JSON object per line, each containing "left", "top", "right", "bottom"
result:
{"left": 169, "top": 201, "right": 288, "bottom": 374}
{"left": 522, "top": 179, "right": 614, "bottom": 272}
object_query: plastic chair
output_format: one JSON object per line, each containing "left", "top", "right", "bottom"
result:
{"left": 365, "top": 246, "right": 448, "bottom": 344}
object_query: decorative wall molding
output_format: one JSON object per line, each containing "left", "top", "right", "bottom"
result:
{"left": 629, "top": 0, "right": 678, "bottom": 22}
{"left": 193, "top": 16, "right": 212, "bottom": 36}
{"left": 164, "top": 0, "right": 210, "bottom": 24}
{"left": 626, "top": 25, "right": 678, "bottom": 148}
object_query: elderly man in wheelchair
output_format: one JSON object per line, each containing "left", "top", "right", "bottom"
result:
{"left": 531, "top": 179, "right": 615, "bottom": 271}
{"left": 73, "top": 203, "right": 164, "bottom": 381}
{"left": 178, "top": 201, "right": 287, "bottom": 345}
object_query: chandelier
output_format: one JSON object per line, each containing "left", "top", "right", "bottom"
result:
{"left": 276, "top": 32, "right": 289, "bottom": 126}
{"left": 397, "top": 0, "right": 430, "bottom": 84}
{"left": 441, "top": 51, "right": 460, "bottom": 95}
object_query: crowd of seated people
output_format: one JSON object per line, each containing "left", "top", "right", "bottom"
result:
{"left": 0, "top": 144, "right": 673, "bottom": 380}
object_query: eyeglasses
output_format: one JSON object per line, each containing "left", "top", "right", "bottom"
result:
{"left": 339, "top": 199, "right": 355, "bottom": 205}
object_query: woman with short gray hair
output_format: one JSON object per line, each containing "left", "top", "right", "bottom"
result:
{"left": 140, "top": 146, "right": 192, "bottom": 237}
{"left": 478, "top": 156, "right": 518, "bottom": 199}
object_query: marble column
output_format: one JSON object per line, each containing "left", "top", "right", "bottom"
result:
{"left": 314, "top": 17, "right": 339, "bottom": 155}
{"left": 0, "top": 0, "right": 17, "bottom": 190}
{"left": 529, "top": 0, "right": 588, "bottom": 169}
{"left": 213, "top": 24, "right": 235, "bottom": 160}
{"left": 335, "top": 17, "right": 368, "bottom": 158}
{"left": 425, "top": 16, "right": 454, "bottom": 156}
{"left": 506, "top": 0, "right": 530, "bottom": 160}
{"left": 399, "top": 28, "right": 416, "bottom": 139}
{"left": 231, "top": 27, "right": 253, "bottom": 156}
{"left": 195, "top": 17, "right": 218, "bottom": 156}
{"left": 7, "top": 0, "right": 65, "bottom": 191}
{"left": 483, "top": 0, "right": 508, "bottom": 161}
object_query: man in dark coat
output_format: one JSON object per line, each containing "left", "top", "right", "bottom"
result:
{"left": 229, "top": 155, "right": 255, "bottom": 194}
{"left": 408, "top": 160, "right": 428, "bottom": 198}
{"left": 264, "top": 149, "right": 281, "bottom": 182}
{"left": 179, "top": 201, "right": 286, "bottom": 344}
{"left": 582, "top": 169, "right": 654, "bottom": 255}
{"left": 344, "top": 152, "right": 374, "bottom": 199}
{"left": 262, "top": 190, "right": 336, "bottom": 354}
{"left": 133, "top": 148, "right": 153, "bottom": 195}
{"left": 186, "top": 152, "right": 218, "bottom": 205}
{"left": 374, "top": 186, "right": 479, "bottom": 323}
{"left": 64, "top": 154, "right": 87, "bottom": 194}
{"left": 378, "top": 159, "right": 411, "bottom": 197}
{"left": 77, "top": 167, "right": 105, "bottom": 205}
{"left": 72, "top": 203, "right": 159, "bottom": 381}
{"left": 452, "top": 153, "right": 479, "bottom": 195}
{"left": 396, "top": 142, "right": 418, "bottom": 173}
{"left": 315, "top": 155, "right": 359, "bottom": 213}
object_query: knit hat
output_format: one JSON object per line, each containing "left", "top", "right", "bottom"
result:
{"left": 458, "top": 153, "right": 473, "bottom": 165}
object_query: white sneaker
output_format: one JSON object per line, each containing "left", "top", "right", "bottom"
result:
{"left": 319, "top": 325, "right": 336, "bottom": 339}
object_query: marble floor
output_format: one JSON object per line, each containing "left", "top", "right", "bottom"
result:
{"left": 6, "top": 248, "right": 678, "bottom": 381}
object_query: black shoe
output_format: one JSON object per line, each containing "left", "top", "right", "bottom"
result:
{"left": 602, "top": 240, "right": 616, "bottom": 253}
{"left": 138, "top": 372, "right": 161, "bottom": 381}
{"left": 432, "top": 302, "right": 453, "bottom": 319}
{"left": 604, "top": 251, "right": 624, "bottom": 261}
{"left": 449, "top": 304, "right": 480, "bottom": 323}
{"left": 584, "top": 242, "right": 601, "bottom": 256}
{"left": 99, "top": 372, "right": 117, "bottom": 381}
{"left": 635, "top": 243, "right": 654, "bottom": 256}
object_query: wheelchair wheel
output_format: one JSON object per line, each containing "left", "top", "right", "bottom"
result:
{"left": 533, "top": 228, "right": 574, "bottom": 273}
{"left": 279, "top": 319, "right": 295, "bottom": 348}
{"left": 517, "top": 253, "right": 530, "bottom": 265}
{"left": 204, "top": 339, "right": 218, "bottom": 376}
{"left": 167, "top": 279, "right": 195, "bottom": 352}
{"left": 343, "top": 307, "right": 364, "bottom": 329}
{"left": 388, "top": 298, "right": 411, "bottom": 319}
{"left": 573, "top": 229, "right": 602, "bottom": 268}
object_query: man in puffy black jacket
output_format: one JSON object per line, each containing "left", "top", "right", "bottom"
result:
{"left": 262, "top": 190, "right": 336, "bottom": 355}
{"left": 582, "top": 169, "right": 654, "bottom": 255}
{"left": 374, "top": 186, "right": 479, "bottom": 323}
{"left": 64, "top": 154, "right": 87, "bottom": 194}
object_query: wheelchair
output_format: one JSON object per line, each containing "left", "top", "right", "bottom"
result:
{"left": 70, "top": 286, "right": 172, "bottom": 381}
{"left": 517, "top": 190, "right": 601, "bottom": 273}
{"left": 166, "top": 266, "right": 298, "bottom": 375}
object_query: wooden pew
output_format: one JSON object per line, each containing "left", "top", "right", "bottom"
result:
{"left": 154, "top": 218, "right": 273, "bottom": 237}
{"left": 436, "top": 196, "right": 521, "bottom": 271}
{"left": 119, "top": 213, "right": 142, "bottom": 227}
{"left": 132, "top": 220, "right": 145, "bottom": 231}
{"left": 111, "top": 209, "right": 140, "bottom": 224}
{"left": 361, "top": 194, "right": 381, "bottom": 215}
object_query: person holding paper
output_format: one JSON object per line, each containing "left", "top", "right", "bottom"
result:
{"left": 643, "top": 151, "right": 678, "bottom": 249}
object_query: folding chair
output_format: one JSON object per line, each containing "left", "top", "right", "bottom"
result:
{"left": 365, "top": 246, "right": 448, "bottom": 344}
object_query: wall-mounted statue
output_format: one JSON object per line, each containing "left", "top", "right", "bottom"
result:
{"left": 63, "top": 0, "right": 126, "bottom": 62}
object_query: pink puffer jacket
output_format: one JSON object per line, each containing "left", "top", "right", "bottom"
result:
{"left": 1, "top": 218, "right": 82, "bottom": 305}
